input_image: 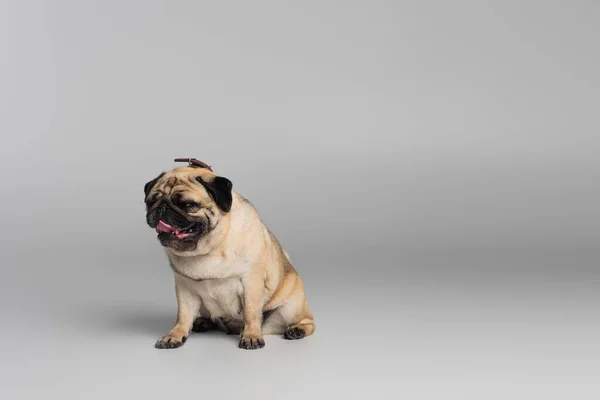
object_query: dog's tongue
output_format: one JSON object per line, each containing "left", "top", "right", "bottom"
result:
{"left": 156, "top": 220, "right": 175, "bottom": 234}
{"left": 156, "top": 220, "right": 190, "bottom": 239}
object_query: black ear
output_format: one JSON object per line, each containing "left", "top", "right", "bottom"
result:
{"left": 197, "top": 176, "right": 233, "bottom": 212}
{"left": 144, "top": 172, "right": 165, "bottom": 198}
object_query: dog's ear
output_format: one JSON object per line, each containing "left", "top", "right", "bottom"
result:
{"left": 144, "top": 172, "right": 165, "bottom": 198}
{"left": 196, "top": 176, "right": 233, "bottom": 212}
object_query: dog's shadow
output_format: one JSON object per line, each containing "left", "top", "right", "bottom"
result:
{"left": 82, "top": 304, "right": 237, "bottom": 343}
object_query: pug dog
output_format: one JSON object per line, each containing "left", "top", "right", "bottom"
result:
{"left": 143, "top": 160, "right": 315, "bottom": 350}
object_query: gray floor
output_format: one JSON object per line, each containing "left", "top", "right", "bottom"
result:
{"left": 3, "top": 247, "right": 599, "bottom": 399}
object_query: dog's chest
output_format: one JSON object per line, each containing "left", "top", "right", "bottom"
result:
{"left": 169, "top": 252, "right": 249, "bottom": 319}
{"left": 170, "top": 253, "right": 249, "bottom": 281}
{"left": 191, "top": 278, "right": 244, "bottom": 320}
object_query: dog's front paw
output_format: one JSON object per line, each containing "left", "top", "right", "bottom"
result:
{"left": 155, "top": 333, "right": 187, "bottom": 349}
{"left": 238, "top": 335, "right": 265, "bottom": 350}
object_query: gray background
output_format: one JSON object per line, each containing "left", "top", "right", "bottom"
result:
{"left": 1, "top": 0, "right": 599, "bottom": 399}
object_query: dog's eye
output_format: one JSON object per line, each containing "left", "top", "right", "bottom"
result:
{"left": 184, "top": 202, "right": 199, "bottom": 210}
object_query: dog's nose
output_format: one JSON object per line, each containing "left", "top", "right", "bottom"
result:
{"left": 157, "top": 202, "right": 167, "bottom": 218}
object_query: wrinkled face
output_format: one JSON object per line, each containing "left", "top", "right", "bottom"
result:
{"left": 144, "top": 167, "right": 233, "bottom": 253}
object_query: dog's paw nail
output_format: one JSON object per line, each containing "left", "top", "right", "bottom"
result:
{"left": 238, "top": 336, "right": 265, "bottom": 350}
{"left": 155, "top": 335, "right": 185, "bottom": 349}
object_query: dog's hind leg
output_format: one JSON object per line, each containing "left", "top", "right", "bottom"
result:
{"left": 223, "top": 318, "right": 244, "bottom": 335}
{"left": 261, "top": 301, "right": 315, "bottom": 339}
{"left": 191, "top": 304, "right": 218, "bottom": 333}
{"left": 284, "top": 315, "right": 315, "bottom": 340}
{"left": 262, "top": 279, "right": 315, "bottom": 339}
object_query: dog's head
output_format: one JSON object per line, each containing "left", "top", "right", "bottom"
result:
{"left": 143, "top": 167, "right": 233, "bottom": 254}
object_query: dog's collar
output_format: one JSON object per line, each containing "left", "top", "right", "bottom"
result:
{"left": 174, "top": 158, "right": 213, "bottom": 171}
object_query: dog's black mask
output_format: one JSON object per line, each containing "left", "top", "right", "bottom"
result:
{"left": 146, "top": 201, "right": 208, "bottom": 252}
